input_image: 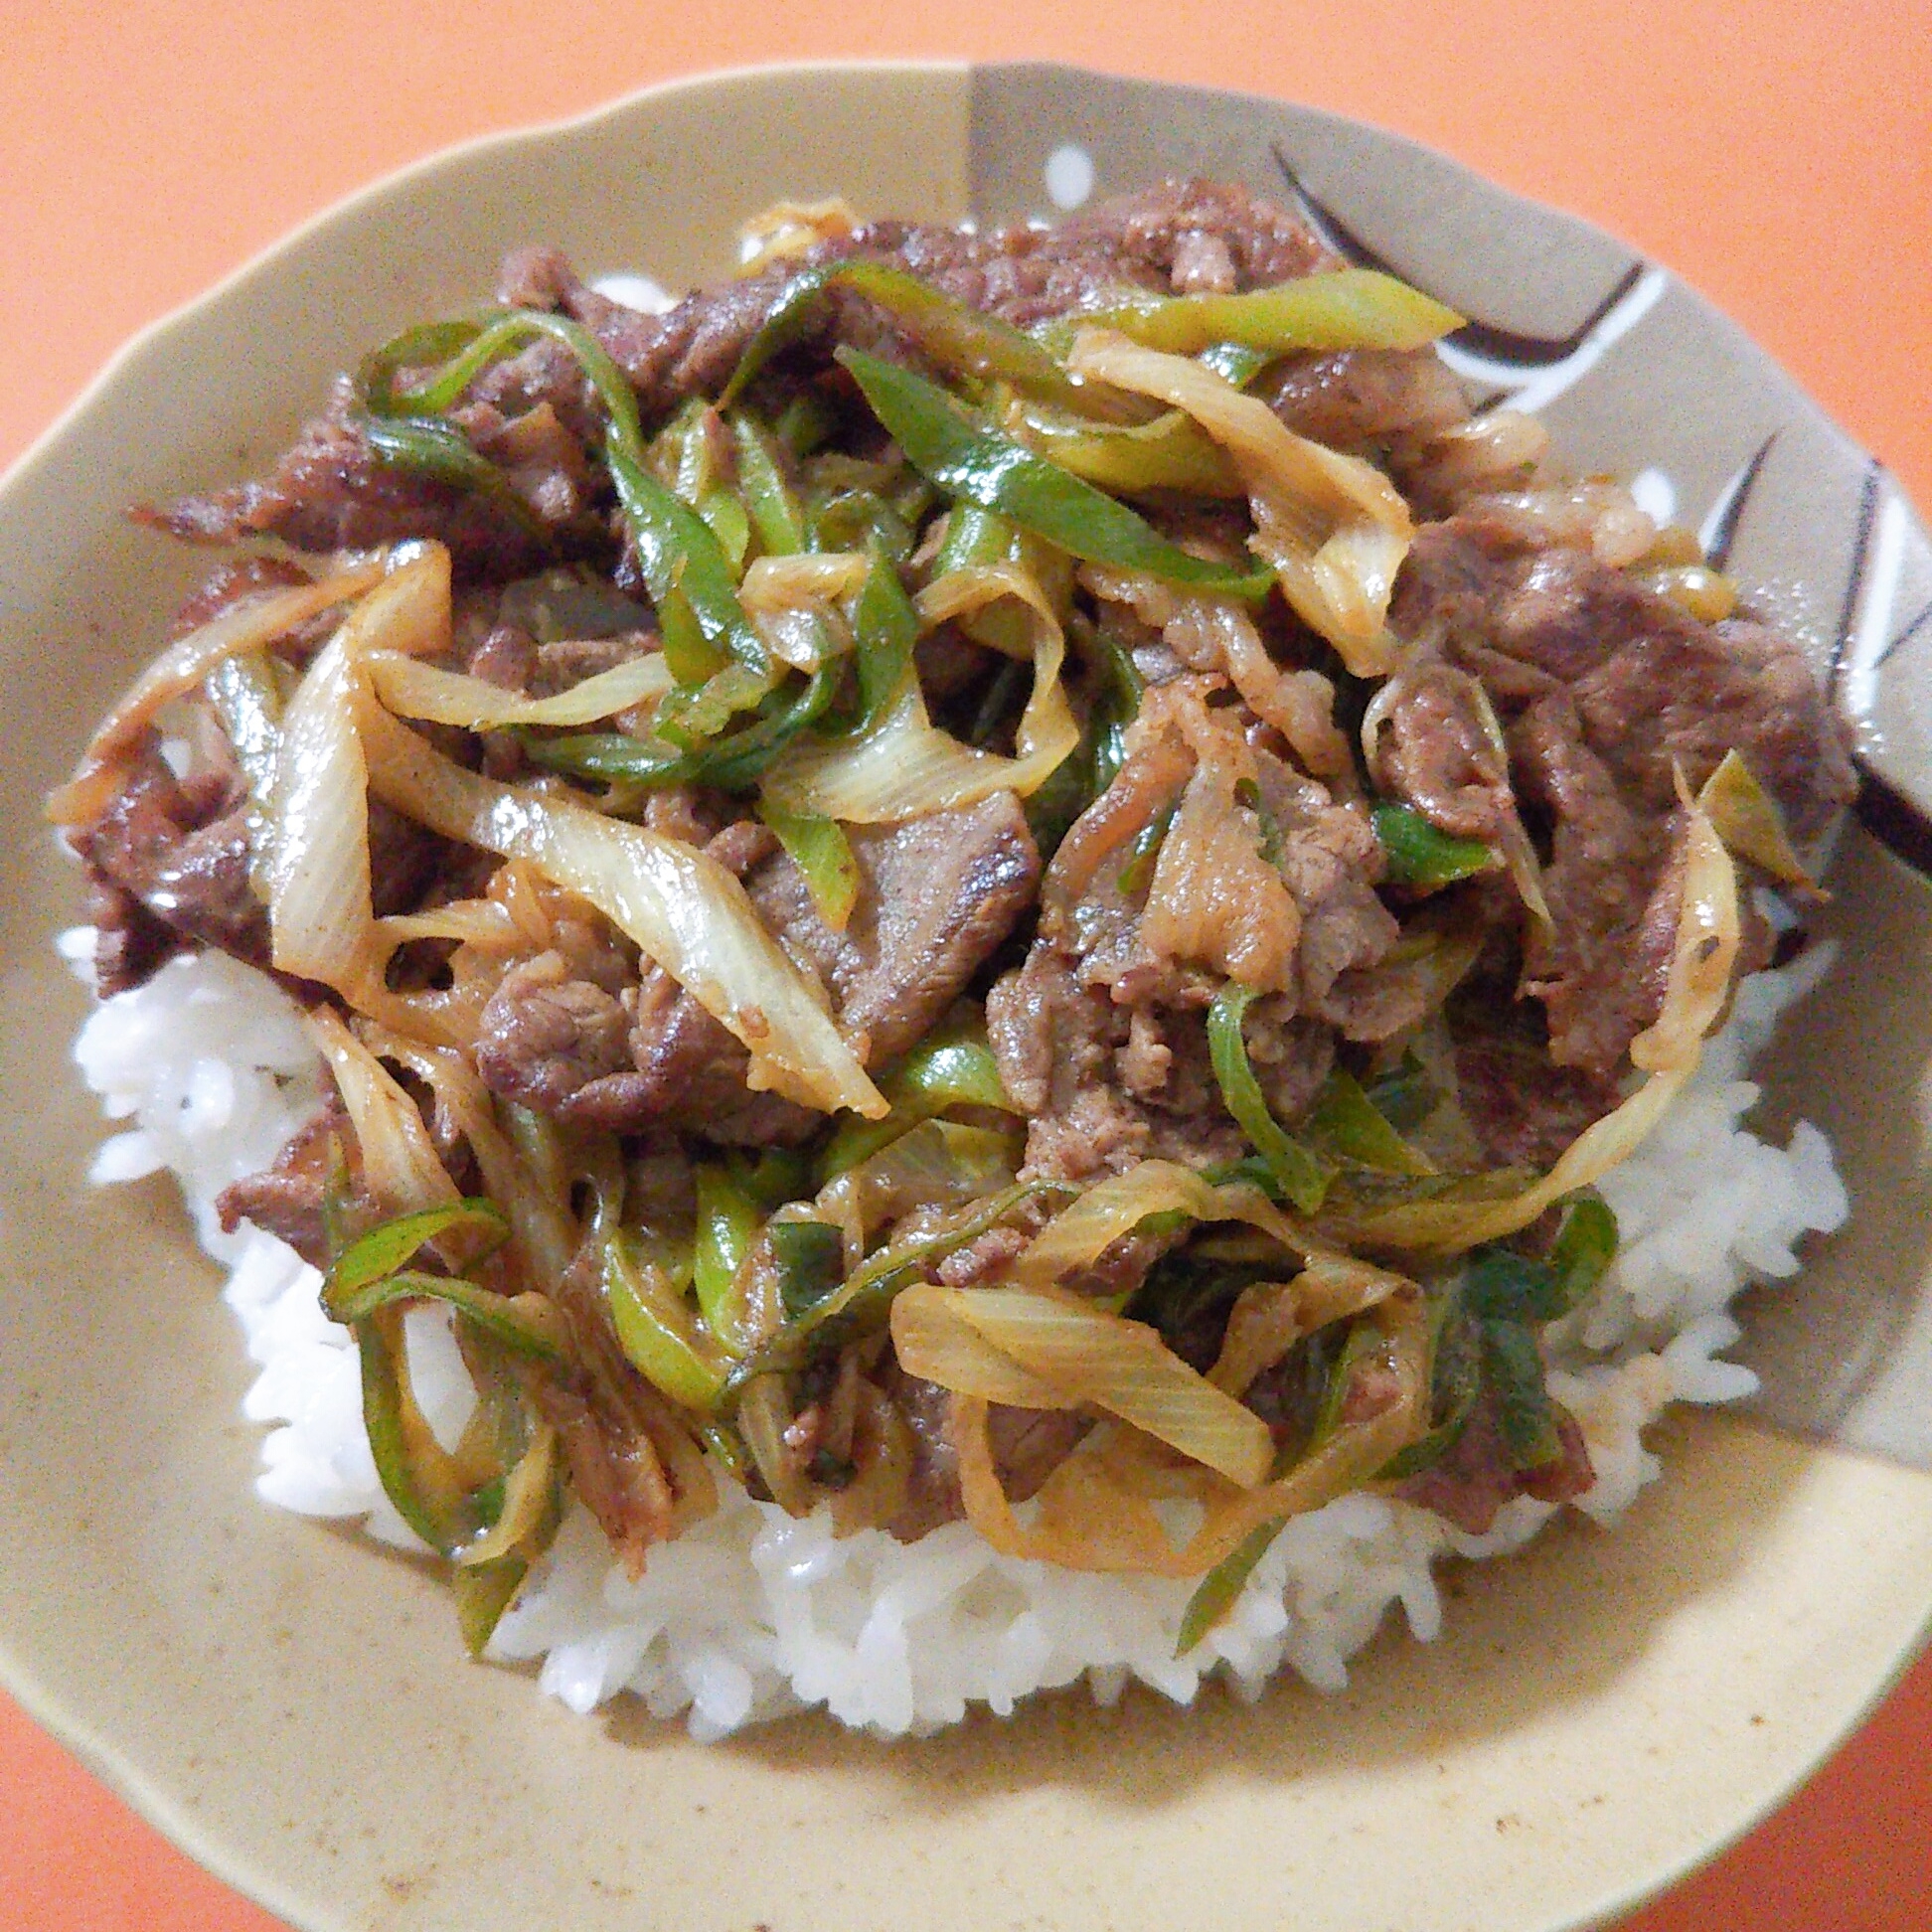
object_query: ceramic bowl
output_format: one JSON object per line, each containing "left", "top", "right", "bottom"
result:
{"left": 2, "top": 61, "right": 1929, "bottom": 1932}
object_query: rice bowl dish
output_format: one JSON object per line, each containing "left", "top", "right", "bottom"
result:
{"left": 7, "top": 63, "right": 1932, "bottom": 1932}
{"left": 56, "top": 179, "right": 1853, "bottom": 1736}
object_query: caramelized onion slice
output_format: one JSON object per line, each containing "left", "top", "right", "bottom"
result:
{"left": 892, "top": 1283, "right": 1272, "bottom": 1486}
{"left": 1065, "top": 330, "right": 1411, "bottom": 675}
{"left": 48, "top": 555, "right": 392, "bottom": 826}
{"left": 763, "top": 560, "right": 1077, "bottom": 822}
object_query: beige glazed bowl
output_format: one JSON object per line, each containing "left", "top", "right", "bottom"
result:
{"left": 2, "top": 61, "right": 1930, "bottom": 1932}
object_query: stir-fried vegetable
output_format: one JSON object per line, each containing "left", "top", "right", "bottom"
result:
{"left": 891, "top": 1283, "right": 1274, "bottom": 1484}
{"left": 321, "top": 1200, "right": 565, "bottom": 1652}
{"left": 761, "top": 546, "right": 1079, "bottom": 822}
{"left": 1207, "top": 985, "right": 1336, "bottom": 1213}
{"left": 1371, "top": 803, "right": 1501, "bottom": 889}
{"left": 836, "top": 348, "right": 1275, "bottom": 601}
{"left": 1037, "top": 267, "right": 1462, "bottom": 359}
{"left": 1064, "top": 330, "right": 1413, "bottom": 673}
{"left": 724, "top": 258, "right": 1135, "bottom": 417}
{"left": 1333, "top": 802, "right": 1740, "bottom": 1253}
{"left": 353, "top": 691, "right": 886, "bottom": 1119}
{"left": 1696, "top": 748, "right": 1817, "bottom": 888}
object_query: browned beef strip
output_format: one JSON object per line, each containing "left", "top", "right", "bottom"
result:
{"left": 1262, "top": 345, "right": 1469, "bottom": 454}
{"left": 524, "top": 178, "right": 1340, "bottom": 413}
{"left": 574, "top": 966, "right": 820, "bottom": 1146}
{"left": 1396, "top": 511, "right": 1855, "bottom": 842}
{"left": 465, "top": 621, "right": 539, "bottom": 692}
{"left": 1368, "top": 659, "right": 1518, "bottom": 843}
{"left": 77, "top": 559, "right": 377, "bottom": 992}
{"left": 216, "top": 1099, "right": 355, "bottom": 1269}
{"left": 1391, "top": 510, "right": 1856, "bottom": 1070}
{"left": 1252, "top": 758, "right": 1402, "bottom": 1020}
{"left": 80, "top": 741, "right": 266, "bottom": 970}
{"left": 472, "top": 795, "right": 1043, "bottom": 1144}
{"left": 883, "top": 1368, "right": 1089, "bottom": 1542}
{"left": 1453, "top": 1020, "right": 1626, "bottom": 1169}
{"left": 143, "top": 380, "right": 565, "bottom": 574}
{"left": 460, "top": 399, "right": 599, "bottom": 527}
{"left": 473, "top": 953, "right": 635, "bottom": 1114}
{"left": 1393, "top": 1394, "right": 1595, "bottom": 1534}
{"left": 747, "top": 791, "right": 1041, "bottom": 1066}
{"left": 539, "top": 1238, "right": 703, "bottom": 1575}
{"left": 990, "top": 692, "right": 1401, "bottom": 1223}
{"left": 169, "top": 555, "right": 314, "bottom": 632}
{"left": 85, "top": 875, "right": 177, "bottom": 998}
{"left": 1508, "top": 694, "right": 1686, "bottom": 1070}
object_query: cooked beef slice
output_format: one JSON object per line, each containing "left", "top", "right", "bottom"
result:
{"left": 747, "top": 792, "right": 1040, "bottom": 1066}
{"left": 538, "top": 1239, "right": 700, "bottom": 1573}
{"left": 1261, "top": 344, "right": 1469, "bottom": 455}
{"left": 1391, "top": 509, "right": 1856, "bottom": 1070}
{"left": 473, "top": 952, "right": 635, "bottom": 1113}
{"left": 79, "top": 740, "right": 266, "bottom": 972}
{"left": 506, "top": 179, "right": 1341, "bottom": 418}
{"left": 993, "top": 684, "right": 1398, "bottom": 1207}
{"left": 1395, "top": 510, "right": 1854, "bottom": 842}
{"left": 216, "top": 1099, "right": 355, "bottom": 1269}
{"left": 142, "top": 379, "right": 568, "bottom": 574}
{"left": 883, "top": 1366, "right": 1090, "bottom": 1542}
{"left": 1393, "top": 1393, "right": 1595, "bottom": 1534}
{"left": 473, "top": 795, "right": 1042, "bottom": 1142}
{"left": 1368, "top": 658, "right": 1519, "bottom": 844}
{"left": 1452, "top": 1013, "right": 1626, "bottom": 1169}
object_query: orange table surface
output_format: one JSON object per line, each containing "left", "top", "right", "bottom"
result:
{"left": 3, "top": 5, "right": 1928, "bottom": 1929}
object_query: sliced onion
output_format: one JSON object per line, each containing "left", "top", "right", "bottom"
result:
{"left": 265, "top": 555, "right": 471, "bottom": 1044}
{"left": 1079, "top": 565, "right": 1355, "bottom": 789}
{"left": 48, "top": 557, "right": 389, "bottom": 826}
{"left": 889, "top": 1289, "right": 1071, "bottom": 1409}
{"left": 368, "top": 649, "right": 672, "bottom": 729}
{"left": 951, "top": 1409, "right": 1207, "bottom": 1574}
{"left": 1207, "top": 1259, "right": 1407, "bottom": 1395}
{"left": 736, "top": 196, "right": 861, "bottom": 272}
{"left": 895, "top": 1284, "right": 1272, "bottom": 1485}
{"left": 1192, "top": 600, "right": 1356, "bottom": 786}
{"left": 1627, "top": 801, "right": 1741, "bottom": 1073}
{"left": 361, "top": 1022, "right": 577, "bottom": 1285}
{"left": 268, "top": 630, "right": 379, "bottom": 997}
{"left": 762, "top": 561, "right": 1077, "bottom": 823}
{"left": 1066, "top": 330, "right": 1411, "bottom": 675}
{"left": 1013, "top": 1159, "right": 1312, "bottom": 1293}
{"left": 1140, "top": 754, "right": 1302, "bottom": 991}
{"left": 1695, "top": 748, "right": 1815, "bottom": 888}
{"left": 373, "top": 900, "right": 522, "bottom": 949}
{"left": 306, "top": 1008, "right": 459, "bottom": 1217}
{"left": 949, "top": 1282, "right": 1428, "bottom": 1576}
{"left": 740, "top": 552, "right": 871, "bottom": 607}
{"left": 814, "top": 1117, "right": 1020, "bottom": 1262}
{"left": 353, "top": 696, "right": 885, "bottom": 1118}
{"left": 739, "top": 553, "right": 867, "bottom": 671}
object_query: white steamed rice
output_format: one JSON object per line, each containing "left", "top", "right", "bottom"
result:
{"left": 63, "top": 928, "right": 1847, "bottom": 1739}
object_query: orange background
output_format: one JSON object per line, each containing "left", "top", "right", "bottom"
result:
{"left": 2, "top": 4, "right": 1928, "bottom": 1928}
